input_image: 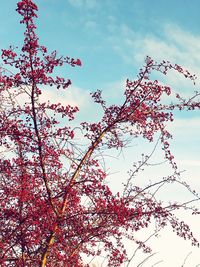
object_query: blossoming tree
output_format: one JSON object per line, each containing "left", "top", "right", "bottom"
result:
{"left": 0, "top": 1, "right": 200, "bottom": 266}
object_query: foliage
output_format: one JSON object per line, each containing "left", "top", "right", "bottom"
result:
{"left": 0, "top": 1, "right": 200, "bottom": 266}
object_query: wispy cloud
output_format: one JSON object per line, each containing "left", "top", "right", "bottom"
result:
{"left": 108, "top": 23, "right": 200, "bottom": 78}
{"left": 67, "top": 0, "right": 98, "bottom": 9}
{"left": 106, "top": 22, "right": 200, "bottom": 95}
{"left": 84, "top": 20, "right": 97, "bottom": 30}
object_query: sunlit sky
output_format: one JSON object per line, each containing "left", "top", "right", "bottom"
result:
{"left": 1, "top": 0, "right": 200, "bottom": 266}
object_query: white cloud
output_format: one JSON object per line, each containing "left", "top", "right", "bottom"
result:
{"left": 178, "top": 159, "right": 200, "bottom": 167}
{"left": 168, "top": 117, "right": 200, "bottom": 137}
{"left": 39, "top": 85, "right": 89, "bottom": 108}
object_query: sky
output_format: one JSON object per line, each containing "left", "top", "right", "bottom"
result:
{"left": 1, "top": 0, "right": 200, "bottom": 266}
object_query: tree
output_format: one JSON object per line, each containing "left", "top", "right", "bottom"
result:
{"left": 0, "top": 1, "right": 200, "bottom": 266}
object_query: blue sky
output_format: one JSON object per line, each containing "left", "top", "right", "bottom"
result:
{"left": 1, "top": 1, "right": 200, "bottom": 266}
{"left": 1, "top": 0, "right": 200, "bottom": 90}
